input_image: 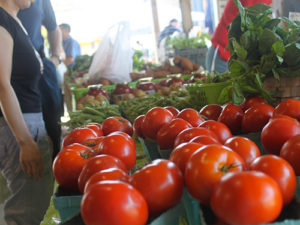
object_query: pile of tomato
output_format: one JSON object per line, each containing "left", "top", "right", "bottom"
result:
{"left": 53, "top": 97, "right": 300, "bottom": 225}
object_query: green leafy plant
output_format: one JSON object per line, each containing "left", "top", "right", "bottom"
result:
{"left": 167, "top": 33, "right": 210, "bottom": 50}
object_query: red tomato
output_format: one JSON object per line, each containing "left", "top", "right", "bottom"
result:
{"left": 164, "top": 106, "right": 180, "bottom": 117}
{"left": 240, "top": 96, "right": 266, "bottom": 112}
{"left": 157, "top": 118, "right": 192, "bottom": 150}
{"left": 185, "top": 145, "right": 245, "bottom": 205}
{"left": 133, "top": 115, "right": 145, "bottom": 138}
{"left": 273, "top": 99, "right": 300, "bottom": 121}
{"left": 211, "top": 171, "right": 282, "bottom": 225}
{"left": 83, "top": 137, "right": 104, "bottom": 150}
{"left": 250, "top": 155, "right": 296, "bottom": 206}
{"left": 84, "top": 168, "right": 130, "bottom": 193}
{"left": 224, "top": 136, "right": 260, "bottom": 169}
{"left": 97, "top": 132, "right": 136, "bottom": 171}
{"left": 176, "top": 108, "right": 205, "bottom": 127}
{"left": 107, "top": 131, "right": 136, "bottom": 148}
{"left": 169, "top": 142, "right": 204, "bottom": 174}
{"left": 141, "top": 107, "right": 174, "bottom": 140}
{"left": 86, "top": 123, "right": 103, "bottom": 137}
{"left": 62, "top": 127, "right": 97, "bottom": 147}
{"left": 78, "top": 154, "right": 127, "bottom": 193}
{"left": 81, "top": 181, "right": 148, "bottom": 225}
{"left": 261, "top": 118, "right": 300, "bottom": 155}
{"left": 242, "top": 104, "right": 274, "bottom": 133}
{"left": 130, "top": 159, "right": 184, "bottom": 215}
{"left": 280, "top": 134, "right": 300, "bottom": 176}
{"left": 271, "top": 113, "right": 299, "bottom": 123}
{"left": 53, "top": 145, "right": 92, "bottom": 192}
{"left": 218, "top": 103, "right": 244, "bottom": 134}
{"left": 199, "top": 104, "right": 223, "bottom": 121}
{"left": 189, "top": 135, "right": 220, "bottom": 145}
{"left": 199, "top": 120, "right": 232, "bottom": 144}
{"left": 173, "top": 127, "right": 219, "bottom": 147}
{"left": 102, "top": 116, "right": 133, "bottom": 136}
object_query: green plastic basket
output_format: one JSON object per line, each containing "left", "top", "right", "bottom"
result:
{"left": 158, "top": 146, "right": 173, "bottom": 159}
{"left": 138, "top": 137, "right": 161, "bottom": 161}
{"left": 72, "top": 87, "right": 89, "bottom": 101}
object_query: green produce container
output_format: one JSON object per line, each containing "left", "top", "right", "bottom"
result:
{"left": 52, "top": 194, "right": 82, "bottom": 223}
{"left": 158, "top": 146, "right": 173, "bottom": 159}
{"left": 138, "top": 137, "right": 161, "bottom": 161}
{"left": 72, "top": 87, "right": 89, "bottom": 101}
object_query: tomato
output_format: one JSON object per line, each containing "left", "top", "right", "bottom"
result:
{"left": 199, "top": 104, "right": 223, "bottom": 121}
{"left": 83, "top": 137, "right": 104, "bottom": 151}
{"left": 261, "top": 118, "right": 300, "bottom": 155}
{"left": 210, "top": 171, "right": 283, "bottom": 225}
{"left": 273, "top": 98, "right": 300, "bottom": 121}
{"left": 224, "top": 136, "right": 260, "bottom": 169}
{"left": 157, "top": 118, "right": 192, "bottom": 150}
{"left": 271, "top": 113, "right": 299, "bottom": 123}
{"left": 133, "top": 115, "right": 145, "bottom": 138}
{"left": 280, "top": 134, "right": 300, "bottom": 176}
{"left": 176, "top": 108, "right": 205, "bottom": 127}
{"left": 241, "top": 104, "right": 274, "bottom": 133}
{"left": 189, "top": 135, "right": 220, "bottom": 145}
{"left": 78, "top": 154, "right": 127, "bottom": 194}
{"left": 240, "top": 96, "right": 266, "bottom": 112}
{"left": 250, "top": 155, "right": 296, "bottom": 206}
{"left": 102, "top": 116, "right": 133, "bottom": 136}
{"left": 53, "top": 145, "right": 93, "bottom": 192}
{"left": 169, "top": 142, "right": 203, "bottom": 174}
{"left": 81, "top": 181, "right": 148, "bottom": 225}
{"left": 141, "top": 107, "right": 174, "bottom": 140}
{"left": 84, "top": 168, "right": 130, "bottom": 193}
{"left": 173, "top": 127, "right": 219, "bottom": 147}
{"left": 199, "top": 120, "right": 232, "bottom": 144}
{"left": 86, "top": 123, "right": 103, "bottom": 137}
{"left": 164, "top": 106, "right": 180, "bottom": 117}
{"left": 185, "top": 145, "right": 245, "bottom": 205}
{"left": 97, "top": 132, "right": 136, "bottom": 171}
{"left": 218, "top": 103, "right": 244, "bottom": 134}
{"left": 62, "top": 127, "right": 97, "bottom": 147}
{"left": 130, "top": 159, "right": 183, "bottom": 215}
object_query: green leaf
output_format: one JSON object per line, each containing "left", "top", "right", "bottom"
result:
{"left": 232, "top": 39, "right": 248, "bottom": 60}
{"left": 272, "top": 69, "right": 280, "bottom": 80}
{"left": 229, "top": 59, "right": 248, "bottom": 75}
{"left": 254, "top": 73, "right": 263, "bottom": 88}
{"left": 228, "top": 16, "right": 243, "bottom": 40}
{"left": 263, "top": 18, "right": 281, "bottom": 31}
{"left": 218, "top": 85, "right": 232, "bottom": 105}
{"left": 272, "top": 40, "right": 285, "bottom": 57}
{"left": 280, "top": 17, "right": 300, "bottom": 29}
{"left": 258, "top": 28, "right": 282, "bottom": 55}
{"left": 283, "top": 42, "right": 300, "bottom": 67}
{"left": 232, "top": 82, "right": 245, "bottom": 105}
{"left": 246, "top": 3, "right": 272, "bottom": 15}
{"left": 233, "top": 0, "right": 246, "bottom": 31}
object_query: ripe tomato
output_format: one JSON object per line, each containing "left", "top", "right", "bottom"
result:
{"left": 169, "top": 142, "right": 203, "bottom": 174}
{"left": 199, "top": 104, "right": 223, "bottom": 121}
{"left": 62, "top": 127, "right": 97, "bottom": 148}
{"left": 157, "top": 118, "right": 192, "bottom": 150}
{"left": 84, "top": 168, "right": 130, "bottom": 193}
{"left": 280, "top": 134, "right": 300, "bottom": 176}
{"left": 211, "top": 171, "right": 282, "bottom": 225}
{"left": 133, "top": 115, "right": 145, "bottom": 138}
{"left": 81, "top": 181, "right": 148, "bottom": 225}
{"left": 86, "top": 123, "right": 103, "bottom": 137}
{"left": 173, "top": 127, "right": 219, "bottom": 147}
{"left": 224, "top": 136, "right": 260, "bottom": 169}
{"left": 189, "top": 135, "right": 220, "bottom": 145}
{"left": 78, "top": 154, "right": 127, "bottom": 193}
{"left": 250, "top": 155, "right": 296, "bottom": 206}
{"left": 199, "top": 120, "right": 232, "bottom": 144}
{"left": 218, "top": 103, "right": 244, "bottom": 134}
{"left": 185, "top": 145, "right": 245, "bottom": 205}
{"left": 141, "top": 107, "right": 174, "bottom": 140}
{"left": 176, "top": 108, "right": 205, "bottom": 127}
{"left": 241, "top": 104, "right": 274, "bottom": 133}
{"left": 83, "top": 137, "right": 104, "bottom": 151}
{"left": 273, "top": 98, "right": 300, "bottom": 121}
{"left": 240, "top": 96, "right": 266, "bottom": 112}
{"left": 130, "top": 159, "right": 184, "bottom": 215}
{"left": 261, "top": 118, "right": 300, "bottom": 155}
{"left": 164, "top": 106, "right": 180, "bottom": 117}
{"left": 53, "top": 145, "right": 92, "bottom": 192}
{"left": 102, "top": 116, "right": 133, "bottom": 136}
{"left": 97, "top": 132, "right": 136, "bottom": 171}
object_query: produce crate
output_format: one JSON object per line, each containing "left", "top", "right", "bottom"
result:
{"left": 158, "top": 146, "right": 173, "bottom": 159}
{"left": 174, "top": 47, "right": 208, "bottom": 68}
{"left": 138, "top": 137, "right": 161, "bottom": 162}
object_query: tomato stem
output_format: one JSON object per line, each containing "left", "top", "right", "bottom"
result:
{"left": 220, "top": 163, "right": 236, "bottom": 173}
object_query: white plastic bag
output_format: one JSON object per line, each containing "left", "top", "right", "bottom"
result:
{"left": 88, "top": 21, "right": 133, "bottom": 84}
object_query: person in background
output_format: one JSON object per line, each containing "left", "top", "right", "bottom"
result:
{"left": 59, "top": 23, "right": 82, "bottom": 68}
{"left": 0, "top": 0, "right": 53, "bottom": 224}
{"left": 205, "top": 0, "right": 272, "bottom": 73}
{"left": 18, "top": 0, "right": 63, "bottom": 161}
{"left": 157, "top": 18, "right": 181, "bottom": 62}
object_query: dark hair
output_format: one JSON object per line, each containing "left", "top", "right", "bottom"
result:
{"left": 169, "top": 19, "right": 178, "bottom": 24}
{"left": 59, "top": 23, "right": 71, "bottom": 33}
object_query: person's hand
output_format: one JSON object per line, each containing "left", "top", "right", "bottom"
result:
{"left": 19, "top": 139, "right": 44, "bottom": 181}
{"left": 49, "top": 56, "right": 60, "bottom": 68}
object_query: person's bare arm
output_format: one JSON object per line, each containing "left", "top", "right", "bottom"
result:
{"left": 48, "top": 27, "right": 64, "bottom": 67}
{"left": 63, "top": 56, "right": 74, "bottom": 67}
{"left": 0, "top": 26, "right": 43, "bottom": 180}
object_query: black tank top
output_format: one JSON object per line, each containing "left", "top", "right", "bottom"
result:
{"left": 0, "top": 7, "right": 42, "bottom": 116}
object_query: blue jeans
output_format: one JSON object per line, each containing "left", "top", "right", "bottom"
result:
{"left": 205, "top": 45, "right": 229, "bottom": 73}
